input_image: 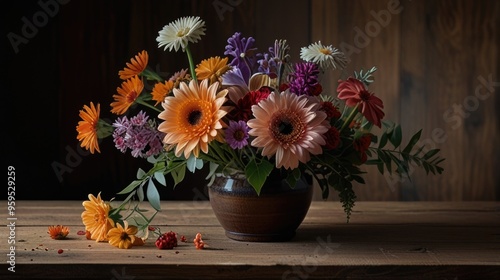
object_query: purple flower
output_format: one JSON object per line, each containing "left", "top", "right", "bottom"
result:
{"left": 287, "top": 62, "right": 321, "bottom": 96}
{"left": 225, "top": 120, "right": 249, "bottom": 150}
{"left": 112, "top": 111, "right": 164, "bottom": 158}
{"left": 257, "top": 52, "right": 277, "bottom": 75}
{"left": 224, "top": 32, "right": 259, "bottom": 82}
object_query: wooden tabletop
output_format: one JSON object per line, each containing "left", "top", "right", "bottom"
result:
{"left": 1, "top": 201, "right": 499, "bottom": 279}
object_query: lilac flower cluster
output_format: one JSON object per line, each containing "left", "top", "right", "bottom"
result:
{"left": 112, "top": 111, "right": 164, "bottom": 158}
{"left": 287, "top": 62, "right": 321, "bottom": 96}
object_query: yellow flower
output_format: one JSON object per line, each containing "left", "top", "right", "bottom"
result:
{"left": 118, "top": 50, "right": 149, "bottom": 80}
{"left": 195, "top": 56, "right": 231, "bottom": 84}
{"left": 76, "top": 102, "right": 101, "bottom": 154}
{"left": 158, "top": 79, "right": 229, "bottom": 158}
{"left": 111, "top": 75, "right": 144, "bottom": 115}
{"left": 81, "top": 193, "right": 115, "bottom": 242}
{"left": 107, "top": 221, "right": 138, "bottom": 249}
{"left": 47, "top": 225, "right": 69, "bottom": 240}
{"left": 151, "top": 80, "right": 174, "bottom": 105}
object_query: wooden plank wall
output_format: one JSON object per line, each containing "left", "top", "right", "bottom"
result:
{"left": 311, "top": 0, "right": 499, "bottom": 201}
{"left": 4, "top": 0, "right": 498, "bottom": 201}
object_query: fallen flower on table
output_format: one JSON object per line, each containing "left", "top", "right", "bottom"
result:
{"left": 81, "top": 192, "right": 115, "bottom": 242}
{"left": 47, "top": 225, "right": 69, "bottom": 240}
{"left": 107, "top": 221, "right": 139, "bottom": 249}
{"left": 193, "top": 233, "right": 205, "bottom": 250}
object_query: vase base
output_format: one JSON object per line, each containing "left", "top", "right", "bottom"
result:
{"left": 225, "top": 230, "right": 296, "bottom": 242}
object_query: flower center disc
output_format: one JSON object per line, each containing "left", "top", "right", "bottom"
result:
{"left": 270, "top": 111, "right": 303, "bottom": 146}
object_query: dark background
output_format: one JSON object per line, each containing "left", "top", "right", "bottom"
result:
{"left": 2, "top": 0, "right": 499, "bottom": 202}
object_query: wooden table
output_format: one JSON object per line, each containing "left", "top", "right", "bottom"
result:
{"left": 1, "top": 201, "right": 499, "bottom": 279}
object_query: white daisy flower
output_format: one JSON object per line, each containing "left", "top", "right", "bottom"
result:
{"left": 156, "top": 16, "right": 206, "bottom": 52}
{"left": 300, "top": 41, "right": 348, "bottom": 71}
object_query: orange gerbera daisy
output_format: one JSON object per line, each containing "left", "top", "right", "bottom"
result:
{"left": 47, "top": 225, "right": 70, "bottom": 240}
{"left": 151, "top": 80, "right": 174, "bottom": 105}
{"left": 158, "top": 79, "right": 229, "bottom": 158}
{"left": 119, "top": 50, "right": 148, "bottom": 80}
{"left": 81, "top": 193, "right": 115, "bottom": 242}
{"left": 76, "top": 102, "right": 101, "bottom": 154}
{"left": 247, "top": 91, "right": 330, "bottom": 169}
{"left": 111, "top": 75, "right": 144, "bottom": 115}
{"left": 107, "top": 221, "right": 138, "bottom": 249}
{"left": 195, "top": 56, "right": 231, "bottom": 84}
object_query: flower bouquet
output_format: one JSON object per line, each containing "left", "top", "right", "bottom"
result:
{"left": 76, "top": 16, "right": 444, "bottom": 247}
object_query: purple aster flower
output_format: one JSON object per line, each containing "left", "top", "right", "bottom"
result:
{"left": 225, "top": 120, "right": 249, "bottom": 149}
{"left": 224, "top": 32, "right": 259, "bottom": 82}
{"left": 129, "top": 111, "right": 148, "bottom": 126}
{"left": 112, "top": 113, "right": 164, "bottom": 158}
{"left": 287, "top": 62, "right": 321, "bottom": 96}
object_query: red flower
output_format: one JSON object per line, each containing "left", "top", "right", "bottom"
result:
{"left": 319, "top": 101, "right": 341, "bottom": 119}
{"left": 228, "top": 87, "right": 271, "bottom": 122}
{"left": 337, "top": 77, "right": 384, "bottom": 127}
{"left": 324, "top": 127, "right": 341, "bottom": 150}
{"left": 353, "top": 134, "right": 372, "bottom": 164}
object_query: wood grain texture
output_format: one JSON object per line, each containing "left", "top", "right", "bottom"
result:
{"left": 1, "top": 201, "right": 499, "bottom": 279}
{"left": 311, "top": 0, "right": 500, "bottom": 201}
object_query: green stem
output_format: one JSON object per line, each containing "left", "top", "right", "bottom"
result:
{"left": 340, "top": 104, "right": 360, "bottom": 133}
{"left": 135, "top": 98, "right": 162, "bottom": 113}
{"left": 185, "top": 44, "right": 197, "bottom": 83}
{"left": 141, "top": 67, "right": 163, "bottom": 82}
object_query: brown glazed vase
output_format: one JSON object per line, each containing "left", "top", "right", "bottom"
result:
{"left": 208, "top": 171, "right": 314, "bottom": 242}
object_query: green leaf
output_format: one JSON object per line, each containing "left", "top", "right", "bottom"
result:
{"left": 245, "top": 159, "right": 274, "bottom": 195}
{"left": 186, "top": 154, "right": 203, "bottom": 172}
{"left": 146, "top": 179, "right": 161, "bottom": 211}
{"left": 117, "top": 179, "right": 143, "bottom": 195}
{"left": 377, "top": 161, "right": 384, "bottom": 174}
{"left": 171, "top": 165, "right": 186, "bottom": 187}
{"left": 154, "top": 171, "right": 166, "bottom": 186}
{"left": 378, "top": 132, "right": 388, "bottom": 149}
{"left": 402, "top": 129, "right": 422, "bottom": 155}
{"left": 389, "top": 124, "right": 402, "bottom": 148}
{"left": 137, "top": 185, "right": 144, "bottom": 202}
{"left": 351, "top": 174, "right": 365, "bottom": 184}
{"left": 285, "top": 169, "right": 302, "bottom": 189}
{"left": 206, "top": 162, "right": 219, "bottom": 179}
{"left": 423, "top": 148, "right": 440, "bottom": 160}
{"left": 136, "top": 168, "right": 146, "bottom": 179}
{"left": 317, "top": 178, "right": 329, "bottom": 199}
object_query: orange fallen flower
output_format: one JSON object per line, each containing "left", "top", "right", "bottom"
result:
{"left": 47, "top": 225, "right": 69, "bottom": 240}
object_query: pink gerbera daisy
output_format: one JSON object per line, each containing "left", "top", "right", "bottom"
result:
{"left": 247, "top": 91, "right": 330, "bottom": 169}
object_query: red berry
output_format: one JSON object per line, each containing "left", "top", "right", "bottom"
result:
{"left": 155, "top": 231, "right": 178, "bottom": 250}
{"left": 57, "top": 249, "right": 64, "bottom": 254}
